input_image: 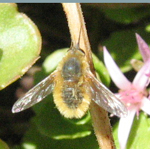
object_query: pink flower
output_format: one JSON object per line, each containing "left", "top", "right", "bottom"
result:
{"left": 136, "top": 33, "right": 150, "bottom": 78}
{"left": 136, "top": 33, "right": 150, "bottom": 63}
{"left": 103, "top": 44, "right": 150, "bottom": 149}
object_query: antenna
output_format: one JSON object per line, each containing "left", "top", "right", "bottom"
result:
{"left": 76, "top": 26, "right": 82, "bottom": 49}
{"left": 69, "top": 26, "right": 82, "bottom": 52}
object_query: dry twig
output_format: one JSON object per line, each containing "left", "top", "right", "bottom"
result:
{"left": 62, "top": 3, "right": 115, "bottom": 149}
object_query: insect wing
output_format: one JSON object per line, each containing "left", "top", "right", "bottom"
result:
{"left": 87, "top": 72, "right": 127, "bottom": 117}
{"left": 12, "top": 72, "right": 56, "bottom": 113}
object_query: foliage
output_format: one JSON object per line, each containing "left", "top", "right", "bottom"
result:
{"left": 1, "top": 3, "right": 150, "bottom": 149}
{"left": 0, "top": 3, "right": 41, "bottom": 90}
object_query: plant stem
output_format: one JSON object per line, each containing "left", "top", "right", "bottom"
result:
{"left": 62, "top": 3, "right": 116, "bottom": 149}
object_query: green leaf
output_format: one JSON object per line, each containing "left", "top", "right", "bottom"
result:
{"left": 32, "top": 94, "right": 92, "bottom": 140}
{"left": 0, "top": 139, "right": 9, "bottom": 149}
{"left": 0, "top": 3, "right": 41, "bottom": 89}
{"left": 92, "top": 53, "right": 110, "bottom": 86}
{"left": 102, "top": 6, "right": 150, "bottom": 24}
{"left": 43, "top": 48, "right": 67, "bottom": 73}
{"left": 20, "top": 122, "right": 98, "bottom": 149}
{"left": 113, "top": 112, "right": 150, "bottom": 149}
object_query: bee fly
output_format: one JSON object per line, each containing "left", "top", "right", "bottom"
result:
{"left": 12, "top": 33, "right": 127, "bottom": 118}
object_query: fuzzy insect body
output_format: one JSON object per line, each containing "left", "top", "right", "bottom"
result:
{"left": 12, "top": 40, "right": 127, "bottom": 118}
{"left": 53, "top": 48, "right": 91, "bottom": 118}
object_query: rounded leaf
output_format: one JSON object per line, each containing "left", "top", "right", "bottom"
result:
{"left": 0, "top": 139, "right": 9, "bottom": 149}
{"left": 0, "top": 3, "right": 41, "bottom": 89}
{"left": 102, "top": 6, "right": 150, "bottom": 24}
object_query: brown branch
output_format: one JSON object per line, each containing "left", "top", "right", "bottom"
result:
{"left": 62, "top": 3, "right": 115, "bottom": 149}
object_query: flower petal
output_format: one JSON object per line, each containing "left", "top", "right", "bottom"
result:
{"left": 118, "top": 109, "right": 136, "bottom": 149}
{"left": 103, "top": 47, "right": 131, "bottom": 90}
{"left": 133, "top": 59, "right": 150, "bottom": 91}
{"left": 136, "top": 33, "right": 150, "bottom": 62}
{"left": 141, "top": 97, "right": 150, "bottom": 115}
